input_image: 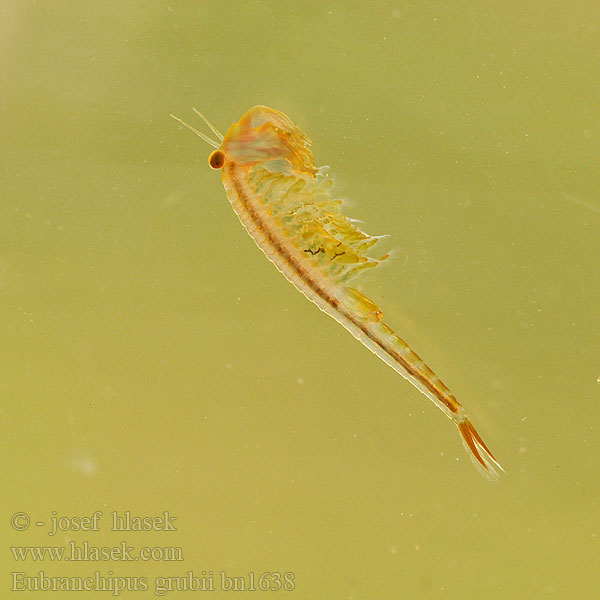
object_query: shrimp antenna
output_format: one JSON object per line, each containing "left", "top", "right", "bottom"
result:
{"left": 192, "top": 108, "right": 224, "bottom": 142}
{"left": 169, "top": 113, "right": 220, "bottom": 149}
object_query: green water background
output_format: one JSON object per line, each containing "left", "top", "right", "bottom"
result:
{"left": 2, "top": 1, "right": 599, "bottom": 598}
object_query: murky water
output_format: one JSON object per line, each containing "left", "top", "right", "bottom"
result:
{"left": 2, "top": 2, "right": 599, "bottom": 598}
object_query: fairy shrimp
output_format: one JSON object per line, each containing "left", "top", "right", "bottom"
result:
{"left": 171, "top": 106, "right": 503, "bottom": 479}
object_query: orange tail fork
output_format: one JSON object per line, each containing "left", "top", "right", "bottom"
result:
{"left": 457, "top": 418, "right": 504, "bottom": 479}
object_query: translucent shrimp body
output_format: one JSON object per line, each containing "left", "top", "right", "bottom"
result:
{"left": 172, "top": 105, "right": 503, "bottom": 479}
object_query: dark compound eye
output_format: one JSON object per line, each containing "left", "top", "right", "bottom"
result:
{"left": 208, "top": 150, "right": 225, "bottom": 169}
